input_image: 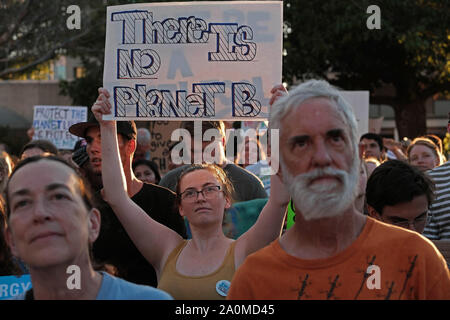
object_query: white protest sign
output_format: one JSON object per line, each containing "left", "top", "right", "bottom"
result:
{"left": 238, "top": 91, "right": 369, "bottom": 137}
{"left": 103, "top": 1, "right": 282, "bottom": 121}
{"left": 32, "top": 105, "right": 87, "bottom": 150}
{"left": 341, "top": 91, "right": 369, "bottom": 139}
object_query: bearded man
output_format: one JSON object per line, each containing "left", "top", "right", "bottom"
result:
{"left": 227, "top": 80, "right": 450, "bottom": 300}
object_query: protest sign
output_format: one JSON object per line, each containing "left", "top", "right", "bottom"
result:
{"left": 103, "top": 1, "right": 282, "bottom": 121}
{"left": 148, "top": 121, "right": 182, "bottom": 173}
{"left": 0, "top": 275, "right": 32, "bottom": 300}
{"left": 33, "top": 105, "right": 87, "bottom": 150}
{"left": 341, "top": 91, "right": 369, "bottom": 139}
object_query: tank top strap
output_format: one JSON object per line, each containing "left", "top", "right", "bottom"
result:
{"left": 225, "top": 240, "right": 237, "bottom": 268}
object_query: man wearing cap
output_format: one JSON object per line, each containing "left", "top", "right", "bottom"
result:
{"left": 423, "top": 112, "right": 450, "bottom": 240}
{"left": 69, "top": 92, "right": 187, "bottom": 287}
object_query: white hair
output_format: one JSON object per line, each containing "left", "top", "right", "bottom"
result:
{"left": 269, "top": 80, "right": 359, "bottom": 158}
{"left": 270, "top": 80, "right": 361, "bottom": 219}
{"left": 137, "top": 128, "right": 151, "bottom": 145}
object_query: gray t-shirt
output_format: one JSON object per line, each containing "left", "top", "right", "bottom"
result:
{"left": 159, "top": 163, "right": 267, "bottom": 202}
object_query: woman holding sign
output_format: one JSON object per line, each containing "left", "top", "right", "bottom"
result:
{"left": 94, "top": 88, "right": 289, "bottom": 299}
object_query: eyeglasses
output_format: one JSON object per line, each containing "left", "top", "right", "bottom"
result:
{"left": 385, "top": 211, "right": 431, "bottom": 230}
{"left": 179, "top": 185, "right": 222, "bottom": 202}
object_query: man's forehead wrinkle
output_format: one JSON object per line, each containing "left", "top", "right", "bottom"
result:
{"left": 289, "top": 101, "right": 346, "bottom": 124}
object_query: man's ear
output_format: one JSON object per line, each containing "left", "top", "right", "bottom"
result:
{"left": 5, "top": 227, "right": 19, "bottom": 257}
{"left": 358, "top": 142, "right": 365, "bottom": 159}
{"left": 128, "top": 139, "right": 137, "bottom": 155}
{"left": 367, "top": 205, "right": 381, "bottom": 220}
{"left": 435, "top": 156, "right": 441, "bottom": 167}
{"left": 87, "top": 208, "right": 101, "bottom": 244}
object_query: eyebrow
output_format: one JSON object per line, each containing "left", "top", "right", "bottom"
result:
{"left": 182, "top": 182, "right": 217, "bottom": 192}
{"left": 11, "top": 183, "right": 72, "bottom": 198}
{"left": 388, "top": 211, "right": 428, "bottom": 221}
{"left": 85, "top": 132, "right": 101, "bottom": 142}
{"left": 288, "top": 129, "right": 345, "bottom": 144}
{"left": 327, "top": 129, "right": 345, "bottom": 138}
{"left": 288, "top": 135, "right": 310, "bottom": 145}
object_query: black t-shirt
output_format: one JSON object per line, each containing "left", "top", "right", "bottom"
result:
{"left": 93, "top": 183, "right": 186, "bottom": 287}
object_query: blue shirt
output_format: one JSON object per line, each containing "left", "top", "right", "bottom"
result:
{"left": 96, "top": 272, "right": 172, "bottom": 300}
{"left": 12, "top": 272, "right": 173, "bottom": 300}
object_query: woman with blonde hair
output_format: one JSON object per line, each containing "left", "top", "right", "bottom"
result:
{"left": 94, "top": 88, "right": 289, "bottom": 300}
{"left": 407, "top": 137, "right": 444, "bottom": 172}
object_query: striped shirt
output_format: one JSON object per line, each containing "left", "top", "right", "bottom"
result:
{"left": 424, "top": 161, "right": 450, "bottom": 240}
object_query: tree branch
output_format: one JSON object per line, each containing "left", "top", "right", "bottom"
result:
{"left": 420, "top": 82, "right": 450, "bottom": 99}
{"left": 0, "top": 28, "right": 91, "bottom": 78}
{"left": 0, "top": 0, "right": 32, "bottom": 46}
{"left": 369, "top": 96, "right": 398, "bottom": 106}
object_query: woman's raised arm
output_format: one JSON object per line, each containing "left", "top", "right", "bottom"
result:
{"left": 93, "top": 88, "right": 183, "bottom": 276}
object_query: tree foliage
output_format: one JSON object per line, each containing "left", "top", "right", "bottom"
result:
{"left": 1, "top": 0, "right": 448, "bottom": 138}
{"left": 59, "top": 0, "right": 180, "bottom": 108}
{"left": 283, "top": 0, "right": 449, "bottom": 138}
{"left": 0, "top": 0, "right": 93, "bottom": 79}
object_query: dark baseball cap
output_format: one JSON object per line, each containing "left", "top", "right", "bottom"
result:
{"left": 69, "top": 113, "right": 137, "bottom": 140}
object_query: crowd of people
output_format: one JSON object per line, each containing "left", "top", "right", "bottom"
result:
{"left": 0, "top": 80, "right": 449, "bottom": 300}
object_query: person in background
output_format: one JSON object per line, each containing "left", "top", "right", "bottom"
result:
{"left": 4, "top": 156, "right": 172, "bottom": 300}
{"left": 366, "top": 160, "right": 434, "bottom": 234}
{"left": 133, "top": 159, "right": 161, "bottom": 185}
{"left": 235, "top": 136, "right": 265, "bottom": 169}
{"left": 382, "top": 137, "right": 407, "bottom": 161}
{"left": 425, "top": 134, "right": 445, "bottom": 163}
{"left": 20, "top": 139, "right": 58, "bottom": 160}
{"left": 69, "top": 98, "right": 186, "bottom": 287}
{"left": 227, "top": 80, "right": 450, "bottom": 300}
{"left": 360, "top": 133, "right": 385, "bottom": 162}
{"left": 424, "top": 112, "right": 450, "bottom": 240}
{"left": 160, "top": 121, "right": 267, "bottom": 202}
{"left": 94, "top": 89, "right": 289, "bottom": 300}
{"left": 133, "top": 127, "right": 152, "bottom": 164}
{"left": 364, "top": 156, "right": 381, "bottom": 177}
{"left": 71, "top": 139, "right": 103, "bottom": 192}
{"left": 245, "top": 130, "right": 274, "bottom": 196}
{"left": 407, "top": 137, "right": 444, "bottom": 172}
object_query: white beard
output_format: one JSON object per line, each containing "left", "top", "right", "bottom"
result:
{"left": 281, "top": 159, "right": 359, "bottom": 221}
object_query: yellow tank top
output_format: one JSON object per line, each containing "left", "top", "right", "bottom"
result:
{"left": 157, "top": 240, "right": 236, "bottom": 300}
